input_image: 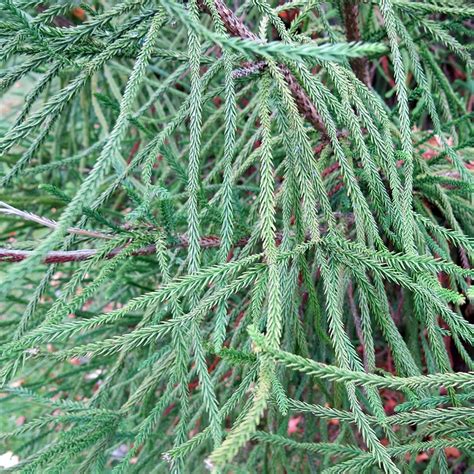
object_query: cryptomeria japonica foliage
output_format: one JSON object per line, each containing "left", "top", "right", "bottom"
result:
{"left": 0, "top": 0, "right": 473, "bottom": 472}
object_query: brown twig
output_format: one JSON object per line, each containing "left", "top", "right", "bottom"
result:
{"left": 347, "top": 281, "right": 369, "bottom": 372}
{"left": 342, "top": 0, "right": 370, "bottom": 86}
{"left": 0, "top": 235, "right": 252, "bottom": 264}
{"left": 232, "top": 60, "right": 266, "bottom": 79}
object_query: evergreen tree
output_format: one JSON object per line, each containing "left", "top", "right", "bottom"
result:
{"left": 0, "top": 1, "right": 473, "bottom": 472}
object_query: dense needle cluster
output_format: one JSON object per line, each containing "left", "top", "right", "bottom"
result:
{"left": 0, "top": 0, "right": 473, "bottom": 472}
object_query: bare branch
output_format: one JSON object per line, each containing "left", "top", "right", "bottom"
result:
{"left": 0, "top": 235, "right": 248, "bottom": 264}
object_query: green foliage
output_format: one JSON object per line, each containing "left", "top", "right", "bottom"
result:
{"left": 0, "top": 0, "right": 473, "bottom": 472}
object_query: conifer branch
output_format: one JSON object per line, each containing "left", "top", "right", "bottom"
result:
{"left": 0, "top": 1, "right": 472, "bottom": 471}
